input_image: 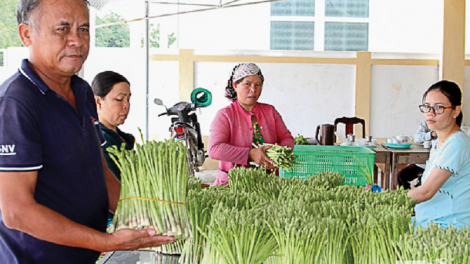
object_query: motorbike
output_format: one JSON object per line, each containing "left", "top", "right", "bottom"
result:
{"left": 154, "top": 88, "right": 212, "bottom": 176}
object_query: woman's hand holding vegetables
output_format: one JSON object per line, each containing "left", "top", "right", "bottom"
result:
{"left": 249, "top": 145, "right": 275, "bottom": 170}
{"left": 106, "top": 228, "right": 176, "bottom": 251}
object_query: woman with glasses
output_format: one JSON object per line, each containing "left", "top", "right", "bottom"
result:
{"left": 208, "top": 63, "right": 294, "bottom": 186}
{"left": 408, "top": 80, "right": 470, "bottom": 229}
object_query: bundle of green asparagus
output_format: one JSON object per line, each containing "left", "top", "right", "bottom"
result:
{"left": 265, "top": 200, "right": 349, "bottom": 264}
{"left": 107, "top": 140, "right": 191, "bottom": 239}
{"left": 262, "top": 143, "right": 300, "bottom": 171}
{"left": 200, "top": 203, "right": 277, "bottom": 264}
{"left": 228, "top": 167, "right": 277, "bottom": 194}
{"left": 393, "top": 223, "right": 470, "bottom": 263}
{"left": 155, "top": 177, "right": 203, "bottom": 255}
{"left": 179, "top": 188, "right": 225, "bottom": 264}
{"left": 294, "top": 134, "right": 313, "bottom": 145}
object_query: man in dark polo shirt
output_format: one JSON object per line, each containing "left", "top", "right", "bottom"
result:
{"left": 0, "top": 0, "right": 175, "bottom": 263}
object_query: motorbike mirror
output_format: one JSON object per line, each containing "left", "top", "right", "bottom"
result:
{"left": 154, "top": 98, "right": 164, "bottom": 106}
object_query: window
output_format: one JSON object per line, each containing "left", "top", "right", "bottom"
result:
{"left": 324, "top": 22, "right": 368, "bottom": 51}
{"left": 271, "top": 21, "right": 315, "bottom": 50}
{"left": 270, "top": 0, "right": 369, "bottom": 51}
{"left": 271, "top": 0, "right": 315, "bottom": 16}
{"left": 325, "top": 0, "right": 369, "bottom": 18}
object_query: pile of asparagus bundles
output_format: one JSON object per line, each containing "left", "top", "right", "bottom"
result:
{"left": 107, "top": 139, "right": 191, "bottom": 239}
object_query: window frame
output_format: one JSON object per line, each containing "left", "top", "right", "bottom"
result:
{"left": 270, "top": 0, "right": 370, "bottom": 51}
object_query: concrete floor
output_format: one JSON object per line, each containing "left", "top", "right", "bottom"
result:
{"left": 195, "top": 169, "right": 217, "bottom": 185}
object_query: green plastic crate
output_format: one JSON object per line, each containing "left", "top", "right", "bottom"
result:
{"left": 280, "top": 145, "right": 375, "bottom": 187}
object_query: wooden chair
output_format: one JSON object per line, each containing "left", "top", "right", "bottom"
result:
{"left": 334, "top": 116, "right": 366, "bottom": 141}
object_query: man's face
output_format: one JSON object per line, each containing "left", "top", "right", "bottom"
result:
{"left": 28, "top": 0, "right": 90, "bottom": 77}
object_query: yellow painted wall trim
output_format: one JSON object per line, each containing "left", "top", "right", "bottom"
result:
{"left": 190, "top": 55, "right": 358, "bottom": 65}
{"left": 355, "top": 52, "right": 371, "bottom": 136}
{"left": 179, "top": 49, "right": 194, "bottom": 102}
{"left": 441, "top": 0, "right": 465, "bottom": 87}
{"left": 372, "top": 59, "right": 439, "bottom": 66}
{"left": 149, "top": 54, "right": 181, "bottom": 61}
{"left": 150, "top": 50, "right": 443, "bottom": 67}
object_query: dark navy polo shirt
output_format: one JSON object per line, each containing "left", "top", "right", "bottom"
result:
{"left": 0, "top": 59, "right": 108, "bottom": 264}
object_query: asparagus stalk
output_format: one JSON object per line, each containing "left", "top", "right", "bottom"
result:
{"left": 107, "top": 139, "right": 192, "bottom": 240}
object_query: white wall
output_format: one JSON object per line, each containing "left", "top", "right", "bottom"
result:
{"left": 370, "top": 64, "right": 440, "bottom": 138}
{"left": 369, "top": 0, "right": 443, "bottom": 53}
{"left": 177, "top": 4, "right": 271, "bottom": 50}
{"left": 1, "top": 47, "right": 29, "bottom": 78}
{"left": 2, "top": 0, "right": 469, "bottom": 143}
{"left": 83, "top": 48, "right": 181, "bottom": 141}
{"left": 193, "top": 61, "right": 356, "bottom": 139}
{"left": 2, "top": 47, "right": 469, "bottom": 142}
{"left": 83, "top": 49, "right": 464, "bottom": 142}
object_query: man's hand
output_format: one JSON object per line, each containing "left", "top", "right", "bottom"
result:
{"left": 105, "top": 228, "right": 176, "bottom": 252}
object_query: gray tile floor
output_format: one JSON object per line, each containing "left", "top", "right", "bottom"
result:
{"left": 195, "top": 169, "right": 217, "bottom": 185}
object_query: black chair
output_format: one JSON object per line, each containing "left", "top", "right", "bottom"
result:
{"left": 334, "top": 116, "right": 366, "bottom": 141}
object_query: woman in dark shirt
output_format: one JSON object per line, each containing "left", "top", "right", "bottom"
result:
{"left": 92, "top": 71, "right": 135, "bottom": 227}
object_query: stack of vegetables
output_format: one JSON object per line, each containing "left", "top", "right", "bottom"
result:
{"left": 263, "top": 143, "right": 300, "bottom": 171}
{"left": 220, "top": 168, "right": 419, "bottom": 263}
{"left": 178, "top": 186, "right": 231, "bottom": 263}
{"left": 200, "top": 200, "right": 277, "bottom": 264}
{"left": 106, "top": 153, "right": 470, "bottom": 263}
{"left": 393, "top": 223, "right": 470, "bottom": 263}
{"left": 265, "top": 200, "right": 349, "bottom": 264}
{"left": 294, "top": 134, "right": 313, "bottom": 145}
{"left": 107, "top": 139, "right": 191, "bottom": 239}
{"left": 156, "top": 177, "right": 203, "bottom": 255}
{"left": 177, "top": 189, "right": 217, "bottom": 263}
{"left": 251, "top": 143, "right": 299, "bottom": 171}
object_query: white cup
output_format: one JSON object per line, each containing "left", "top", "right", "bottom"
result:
{"left": 423, "top": 141, "right": 431, "bottom": 149}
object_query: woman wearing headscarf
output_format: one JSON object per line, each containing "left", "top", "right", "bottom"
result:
{"left": 208, "top": 63, "right": 294, "bottom": 186}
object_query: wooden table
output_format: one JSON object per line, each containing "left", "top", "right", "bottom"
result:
{"left": 382, "top": 144, "right": 431, "bottom": 190}
{"left": 373, "top": 145, "right": 392, "bottom": 189}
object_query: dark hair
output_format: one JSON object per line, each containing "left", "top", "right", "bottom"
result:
{"left": 224, "top": 64, "right": 240, "bottom": 101}
{"left": 423, "top": 80, "right": 463, "bottom": 126}
{"left": 17, "top": 0, "right": 90, "bottom": 25}
{"left": 92, "top": 71, "right": 130, "bottom": 98}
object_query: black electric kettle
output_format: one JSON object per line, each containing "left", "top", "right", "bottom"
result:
{"left": 315, "top": 124, "right": 335, "bottom": 145}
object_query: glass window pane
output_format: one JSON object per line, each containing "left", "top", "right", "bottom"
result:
{"left": 271, "top": 21, "right": 315, "bottom": 50}
{"left": 325, "top": 22, "right": 368, "bottom": 51}
{"left": 271, "top": 0, "right": 315, "bottom": 17}
{"left": 325, "top": 0, "right": 369, "bottom": 18}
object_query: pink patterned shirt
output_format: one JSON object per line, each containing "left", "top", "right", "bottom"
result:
{"left": 208, "top": 100, "right": 294, "bottom": 185}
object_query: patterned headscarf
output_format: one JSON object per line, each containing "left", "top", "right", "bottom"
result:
{"left": 225, "top": 63, "right": 264, "bottom": 102}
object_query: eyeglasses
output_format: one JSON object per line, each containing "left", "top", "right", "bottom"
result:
{"left": 419, "top": 104, "right": 455, "bottom": 115}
